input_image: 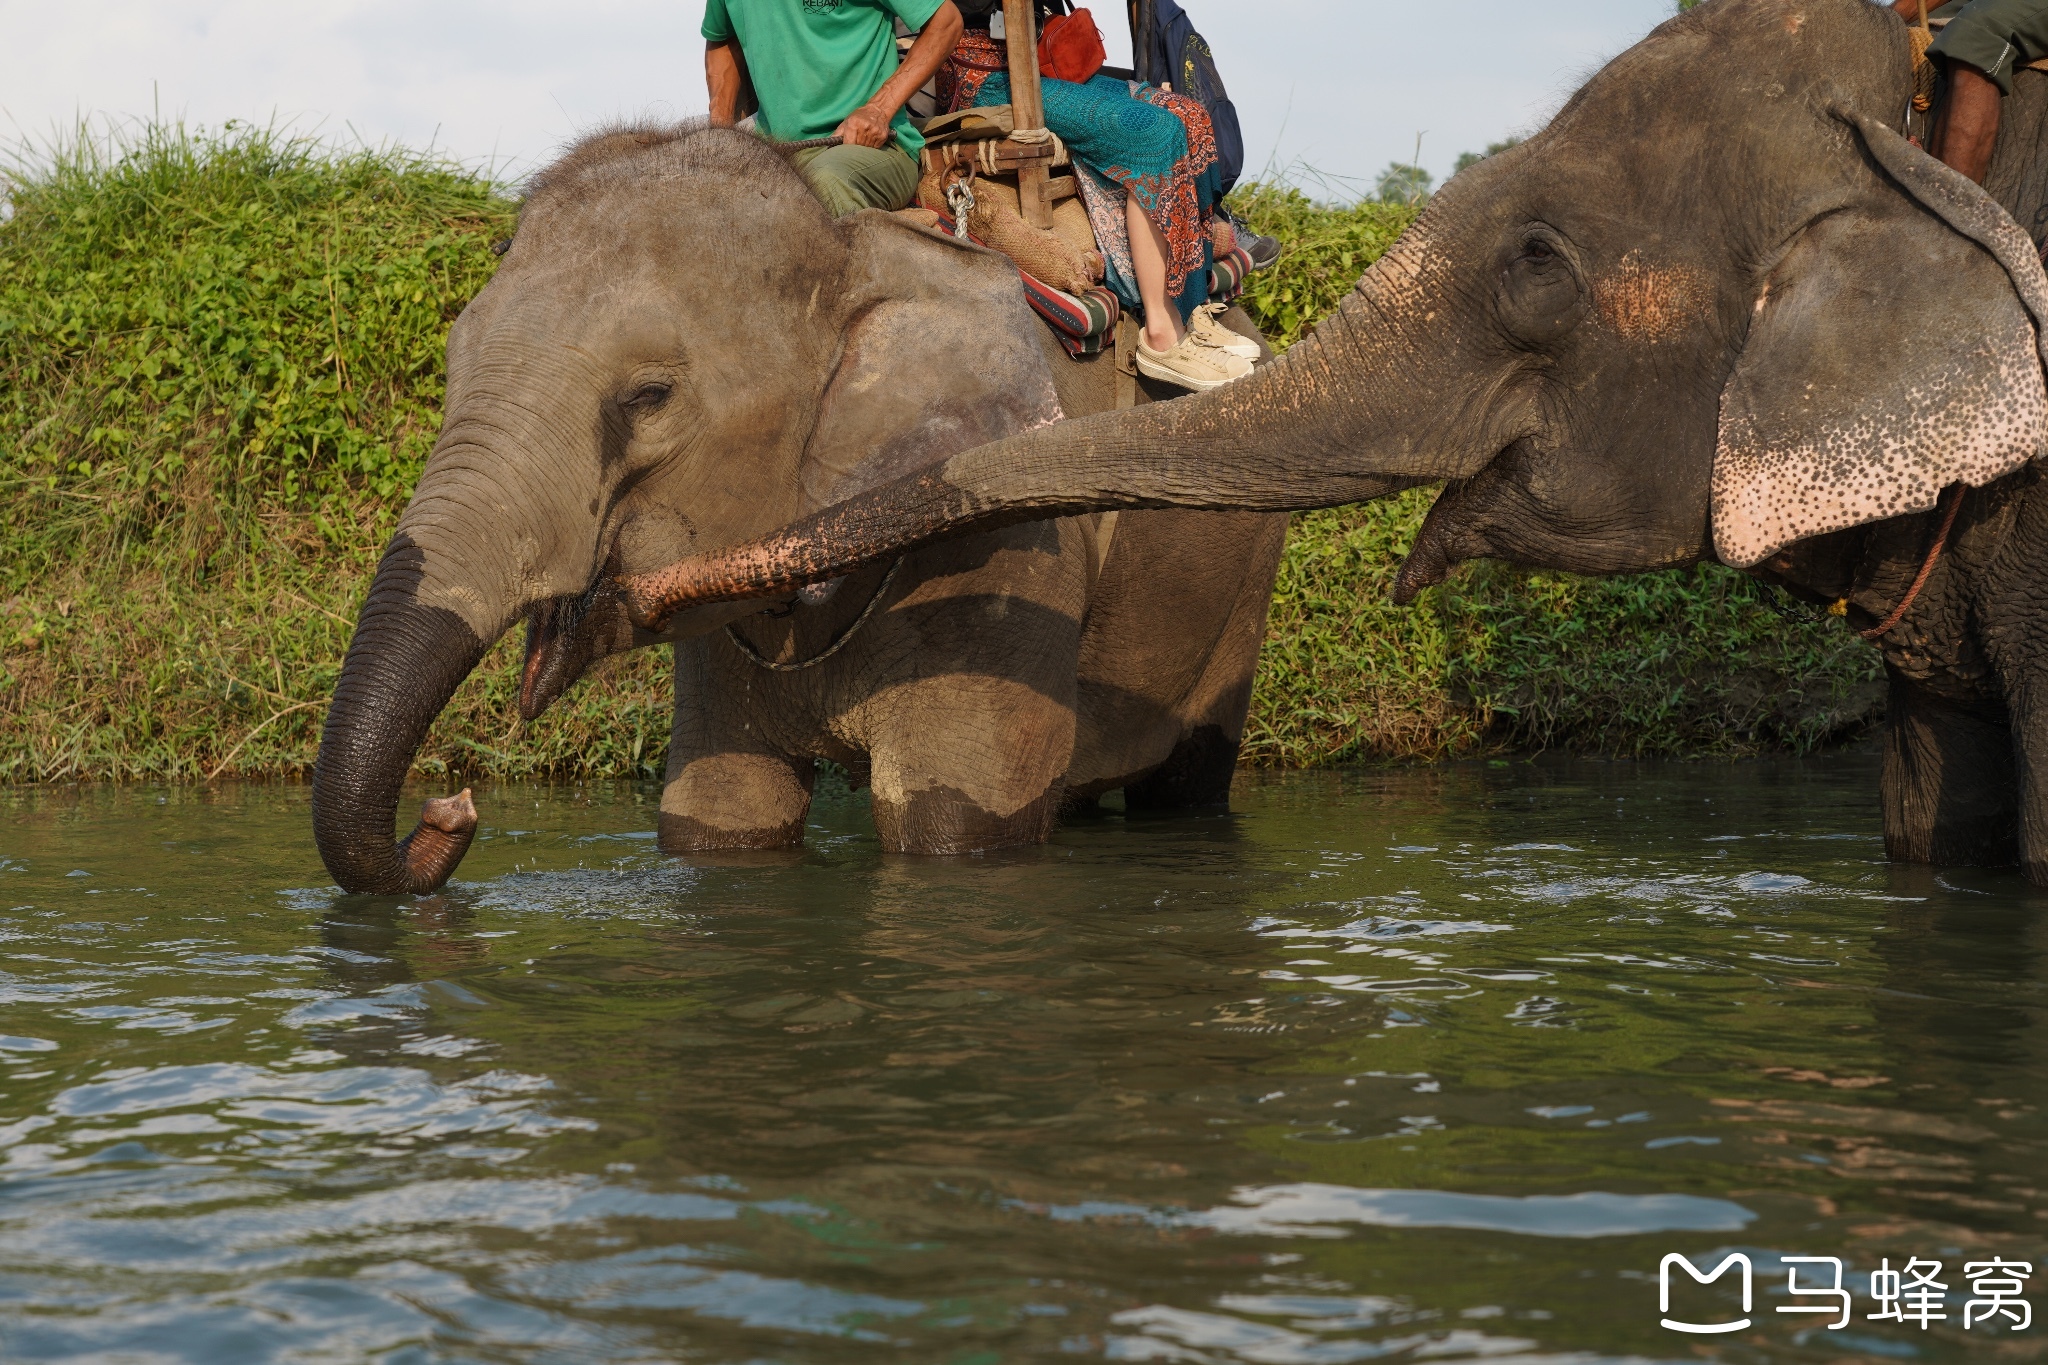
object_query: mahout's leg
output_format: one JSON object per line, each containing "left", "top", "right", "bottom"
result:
{"left": 1881, "top": 668, "right": 2017, "bottom": 868}
{"left": 1935, "top": 63, "right": 2003, "bottom": 184}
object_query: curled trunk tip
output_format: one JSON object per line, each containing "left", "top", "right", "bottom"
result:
{"left": 312, "top": 570, "right": 494, "bottom": 895}
{"left": 399, "top": 788, "right": 479, "bottom": 891}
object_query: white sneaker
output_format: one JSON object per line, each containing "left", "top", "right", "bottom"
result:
{"left": 1192, "top": 302, "right": 1260, "bottom": 360}
{"left": 1137, "top": 330, "right": 1253, "bottom": 392}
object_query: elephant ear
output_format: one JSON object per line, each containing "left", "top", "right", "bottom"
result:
{"left": 801, "top": 213, "right": 1064, "bottom": 510}
{"left": 1711, "top": 108, "right": 2048, "bottom": 567}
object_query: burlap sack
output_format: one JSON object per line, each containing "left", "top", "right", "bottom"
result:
{"left": 916, "top": 166, "right": 1103, "bottom": 294}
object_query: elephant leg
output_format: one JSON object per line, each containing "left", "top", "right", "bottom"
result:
{"left": 2009, "top": 681, "right": 2048, "bottom": 885}
{"left": 1122, "top": 726, "right": 1240, "bottom": 811}
{"left": 1123, "top": 514, "right": 1287, "bottom": 812}
{"left": 865, "top": 676, "right": 1073, "bottom": 854}
{"left": 1881, "top": 670, "right": 2017, "bottom": 868}
{"left": 658, "top": 639, "right": 815, "bottom": 852}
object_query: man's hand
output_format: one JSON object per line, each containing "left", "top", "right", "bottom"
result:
{"left": 834, "top": 103, "right": 895, "bottom": 148}
{"left": 842, "top": 1, "right": 964, "bottom": 147}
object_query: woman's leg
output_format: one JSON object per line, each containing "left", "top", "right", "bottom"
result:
{"left": 1125, "top": 195, "right": 1187, "bottom": 352}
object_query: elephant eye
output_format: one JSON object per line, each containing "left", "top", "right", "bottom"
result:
{"left": 623, "top": 382, "right": 672, "bottom": 412}
{"left": 1517, "top": 239, "right": 1556, "bottom": 265}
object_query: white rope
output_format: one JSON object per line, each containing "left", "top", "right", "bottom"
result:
{"left": 946, "top": 175, "right": 976, "bottom": 239}
{"left": 973, "top": 131, "right": 1069, "bottom": 175}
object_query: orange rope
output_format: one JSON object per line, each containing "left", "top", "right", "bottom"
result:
{"left": 1859, "top": 483, "right": 1963, "bottom": 640}
{"left": 1910, "top": 0, "right": 1938, "bottom": 112}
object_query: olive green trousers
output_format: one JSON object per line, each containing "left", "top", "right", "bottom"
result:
{"left": 790, "top": 144, "right": 921, "bottom": 217}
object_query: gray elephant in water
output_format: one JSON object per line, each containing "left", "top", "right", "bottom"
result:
{"left": 626, "top": 0, "right": 2048, "bottom": 884}
{"left": 311, "top": 125, "right": 1285, "bottom": 895}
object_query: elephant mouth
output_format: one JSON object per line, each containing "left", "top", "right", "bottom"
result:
{"left": 522, "top": 575, "right": 827, "bottom": 720}
{"left": 1392, "top": 440, "right": 1533, "bottom": 605}
{"left": 520, "top": 580, "right": 637, "bottom": 720}
{"left": 1393, "top": 485, "right": 1470, "bottom": 606}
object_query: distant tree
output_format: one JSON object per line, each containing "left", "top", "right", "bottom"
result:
{"left": 1375, "top": 161, "right": 1434, "bottom": 205}
{"left": 1452, "top": 137, "right": 1524, "bottom": 175}
{"left": 1676, "top": 0, "right": 1701, "bottom": 9}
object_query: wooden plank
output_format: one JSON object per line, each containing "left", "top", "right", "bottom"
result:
{"left": 1001, "top": 0, "right": 1056, "bottom": 228}
{"left": 926, "top": 141, "right": 1057, "bottom": 176}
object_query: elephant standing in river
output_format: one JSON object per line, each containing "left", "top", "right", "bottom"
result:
{"left": 626, "top": 0, "right": 2048, "bottom": 884}
{"left": 311, "top": 125, "right": 1285, "bottom": 894}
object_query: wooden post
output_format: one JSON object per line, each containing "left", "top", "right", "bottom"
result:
{"left": 1001, "top": 0, "right": 1057, "bottom": 229}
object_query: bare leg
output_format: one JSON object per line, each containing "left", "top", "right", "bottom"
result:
{"left": 1125, "top": 195, "right": 1186, "bottom": 352}
{"left": 1935, "top": 63, "right": 2002, "bottom": 183}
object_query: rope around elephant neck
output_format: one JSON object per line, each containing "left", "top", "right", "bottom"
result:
{"left": 724, "top": 558, "right": 905, "bottom": 672}
{"left": 1857, "top": 483, "right": 1964, "bottom": 641}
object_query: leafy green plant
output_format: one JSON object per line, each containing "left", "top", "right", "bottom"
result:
{"left": 0, "top": 119, "right": 514, "bottom": 588}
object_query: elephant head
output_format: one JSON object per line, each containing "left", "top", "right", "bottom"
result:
{"left": 313, "top": 124, "right": 1062, "bottom": 894}
{"left": 623, "top": 0, "right": 2048, "bottom": 630}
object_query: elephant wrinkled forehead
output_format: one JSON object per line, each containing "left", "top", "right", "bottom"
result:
{"left": 522, "top": 120, "right": 799, "bottom": 211}
{"left": 508, "top": 120, "right": 829, "bottom": 261}
{"left": 1546, "top": 0, "right": 1900, "bottom": 153}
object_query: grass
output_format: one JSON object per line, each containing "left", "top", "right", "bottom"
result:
{"left": 0, "top": 128, "right": 1882, "bottom": 784}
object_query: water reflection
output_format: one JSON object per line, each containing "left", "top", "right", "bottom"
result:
{"left": 0, "top": 758, "right": 2043, "bottom": 1361}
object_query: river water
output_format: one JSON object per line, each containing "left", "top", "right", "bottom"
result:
{"left": 2, "top": 754, "right": 2044, "bottom": 1362}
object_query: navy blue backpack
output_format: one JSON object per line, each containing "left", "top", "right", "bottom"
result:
{"left": 1132, "top": 0, "right": 1245, "bottom": 196}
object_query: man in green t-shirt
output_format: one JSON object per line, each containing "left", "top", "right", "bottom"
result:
{"left": 705, "top": 0, "right": 965, "bottom": 217}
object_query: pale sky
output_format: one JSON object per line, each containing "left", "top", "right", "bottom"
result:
{"left": 0, "top": 1, "right": 1679, "bottom": 192}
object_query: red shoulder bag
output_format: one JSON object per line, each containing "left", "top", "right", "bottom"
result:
{"left": 1038, "top": 8, "right": 1106, "bottom": 84}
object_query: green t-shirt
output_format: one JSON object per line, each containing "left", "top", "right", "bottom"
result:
{"left": 703, "top": 0, "right": 943, "bottom": 159}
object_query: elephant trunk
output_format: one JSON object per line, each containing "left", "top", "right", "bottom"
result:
{"left": 625, "top": 296, "right": 1442, "bottom": 627}
{"left": 313, "top": 540, "right": 495, "bottom": 894}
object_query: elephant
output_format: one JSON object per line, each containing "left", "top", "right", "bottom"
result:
{"left": 311, "top": 123, "right": 1287, "bottom": 895}
{"left": 621, "top": 0, "right": 2048, "bottom": 884}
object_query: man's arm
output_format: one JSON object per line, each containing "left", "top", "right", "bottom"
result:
{"left": 706, "top": 39, "right": 748, "bottom": 127}
{"left": 835, "top": 1, "right": 965, "bottom": 148}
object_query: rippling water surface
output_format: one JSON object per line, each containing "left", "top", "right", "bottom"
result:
{"left": 3, "top": 755, "right": 2045, "bottom": 1362}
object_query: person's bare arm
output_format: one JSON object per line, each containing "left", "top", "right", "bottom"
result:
{"left": 835, "top": 1, "right": 965, "bottom": 148}
{"left": 706, "top": 39, "right": 747, "bottom": 126}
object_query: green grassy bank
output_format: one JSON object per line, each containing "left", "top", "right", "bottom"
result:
{"left": 0, "top": 126, "right": 1881, "bottom": 783}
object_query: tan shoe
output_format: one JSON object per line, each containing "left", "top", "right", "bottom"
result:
{"left": 1137, "top": 330, "right": 1253, "bottom": 392}
{"left": 1191, "top": 302, "right": 1260, "bottom": 360}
